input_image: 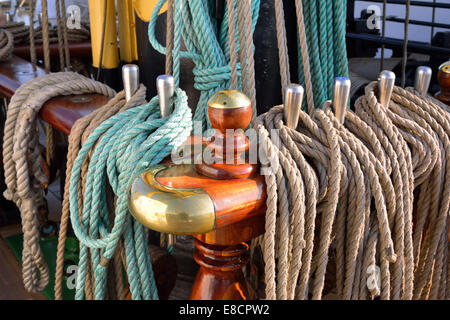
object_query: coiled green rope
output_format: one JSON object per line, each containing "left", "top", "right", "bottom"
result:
{"left": 148, "top": 0, "right": 260, "bottom": 130}
{"left": 69, "top": 89, "right": 192, "bottom": 299}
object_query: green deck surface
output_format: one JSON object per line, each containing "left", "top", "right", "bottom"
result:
{"left": 4, "top": 234, "right": 79, "bottom": 300}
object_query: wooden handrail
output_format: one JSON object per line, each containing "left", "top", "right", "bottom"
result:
{"left": 0, "top": 55, "right": 110, "bottom": 134}
{"left": 13, "top": 41, "right": 92, "bottom": 60}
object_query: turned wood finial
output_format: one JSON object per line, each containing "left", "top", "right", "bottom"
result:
{"left": 195, "top": 89, "right": 257, "bottom": 180}
{"left": 435, "top": 61, "right": 450, "bottom": 106}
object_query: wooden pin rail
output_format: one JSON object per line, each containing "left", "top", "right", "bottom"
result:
{"left": 435, "top": 61, "right": 450, "bottom": 106}
{"left": 0, "top": 55, "right": 109, "bottom": 134}
{"left": 13, "top": 41, "right": 92, "bottom": 61}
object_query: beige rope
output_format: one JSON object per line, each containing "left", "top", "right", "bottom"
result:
{"left": 55, "top": 0, "right": 66, "bottom": 70}
{"left": 2, "top": 72, "right": 115, "bottom": 292}
{"left": 294, "top": 0, "right": 315, "bottom": 113}
{"left": 255, "top": 75, "right": 449, "bottom": 300}
{"left": 60, "top": 0, "right": 71, "bottom": 71}
{"left": 236, "top": 0, "right": 256, "bottom": 124}
{"left": 165, "top": 0, "right": 174, "bottom": 75}
{"left": 226, "top": 0, "right": 238, "bottom": 90}
{"left": 0, "top": 29, "right": 14, "bottom": 61}
{"left": 274, "top": 0, "right": 290, "bottom": 92}
{"left": 28, "top": 0, "right": 37, "bottom": 68}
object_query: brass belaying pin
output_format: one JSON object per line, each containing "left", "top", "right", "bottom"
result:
{"left": 378, "top": 70, "right": 396, "bottom": 108}
{"left": 122, "top": 64, "right": 139, "bottom": 102}
{"left": 332, "top": 77, "right": 351, "bottom": 125}
{"left": 5, "top": 12, "right": 11, "bottom": 23}
{"left": 414, "top": 66, "right": 432, "bottom": 96}
{"left": 156, "top": 75, "right": 175, "bottom": 118}
{"left": 283, "top": 84, "right": 304, "bottom": 129}
{"left": 156, "top": 74, "right": 176, "bottom": 246}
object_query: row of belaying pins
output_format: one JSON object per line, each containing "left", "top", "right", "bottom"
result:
{"left": 58, "top": 58, "right": 449, "bottom": 300}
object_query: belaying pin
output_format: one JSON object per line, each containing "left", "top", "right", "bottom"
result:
{"left": 156, "top": 74, "right": 176, "bottom": 246}
{"left": 283, "top": 84, "right": 304, "bottom": 130}
{"left": 332, "top": 77, "right": 351, "bottom": 125}
{"left": 414, "top": 66, "right": 432, "bottom": 96}
{"left": 156, "top": 75, "right": 175, "bottom": 118}
{"left": 122, "top": 64, "right": 140, "bottom": 102}
{"left": 378, "top": 70, "right": 396, "bottom": 108}
{"left": 5, "top": 12, "right": 11, "bottom": 23}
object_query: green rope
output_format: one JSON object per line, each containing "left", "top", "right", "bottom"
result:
{"left": 148, "top": 0, "right": 260, "bottom": 130}
{"left": 297, "top": 0, "right": 349, "bottom": 107}
{"left": 69, "top": 0, "right": 348, "bottom": 300}
{"left": 70, "top": 0, "right": 262, "bottom": 300}
{"left": 70, "top": 90, "right": 192, "bottom": 300}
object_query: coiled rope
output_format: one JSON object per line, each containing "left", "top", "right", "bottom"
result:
{"left": 54, "top": 87, "right": 147, "bottom": 300}
{"left": 255, "top": 0, "right": 449, "bottom": 300}
{"left": 68, "top": 87, "right": 192, "bottom": 300}
{"left": 256, "top": 81, "right": 449, "bottom": 300}
{"left": 0, "top": 28, "right": 14, "bottom": 61}
{"left": 0, "top": 21, "right": 29, "bottom": 45}
{"left": 2, "top": 72, "right": 115, "bottom": 292}
{"left": 148, "top": 0, "right": 260, "bottom": 129}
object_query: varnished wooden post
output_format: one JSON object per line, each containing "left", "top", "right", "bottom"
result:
{"left": 190, "top": 240, "right": 250, "bottom": 300}
{"left": 435, "top": 61, "right": 450, "bottom": 106}
{"left": 190, "top": 90, "right": 258, "bottom": 300}
{"left": 129, "top": 90, "right": 266, "bottom": 300}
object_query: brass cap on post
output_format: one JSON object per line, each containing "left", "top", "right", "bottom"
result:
{"left": 129, "top": 165, "right": 215, "bottom": 235}
{"left": 122, "top": 64, "right": 139, "bottom": 102}
{"left": 439, "top": 61, "right": 450, "bottom": 74}
{"left": 332, "top": 77, "right": 351, "bottom": 125}
{"left": 208, "top": 89, "right": 251, "bottom": 110}
{"left": 283, "top": 84, "right": 304, "bottom": 129}
{"left": 414, "top": 66, "right": 432, "bottom": 96}
{"left": 206, "top": 89, "right": 252, "bottom": 136}
{"left": 378, "top": 70, "right": 396, "bottom": 108}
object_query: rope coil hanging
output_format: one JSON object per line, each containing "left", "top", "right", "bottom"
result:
{"left": 2, "top": 72, "right": 115, "bottom": 292}
{"left": 0, "top": 28, "right": 14, "bottom": 61}
{"left": 253, "top": 0, "right": 449, "bottom": 300}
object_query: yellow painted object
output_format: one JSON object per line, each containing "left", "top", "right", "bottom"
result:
{"left": 89, "top": 0, "right": 119, "bottom": 69}
{"left": 118, "top": 0, "right": 138, "bottom": 62}
{"left": 133, "top": 0, "right": 167, "bottom": 22}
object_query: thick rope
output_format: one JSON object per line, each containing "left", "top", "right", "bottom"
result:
{"left": 68, "top": 87, "right": 192, "bottom": 299}
{"left": 148, "top": 0, "right": 260, "bottom": 130}
{"left": 2, "top": 72, "right": 115, "bottom": 292}
{"left": 0, "top": 29, "right": 14, "bottom": 61}
{"left": 256, "top": 81, "right": 449, "bottom": 299}
{"left": 54, "top": 88, "right": 146, "bottom": 300}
